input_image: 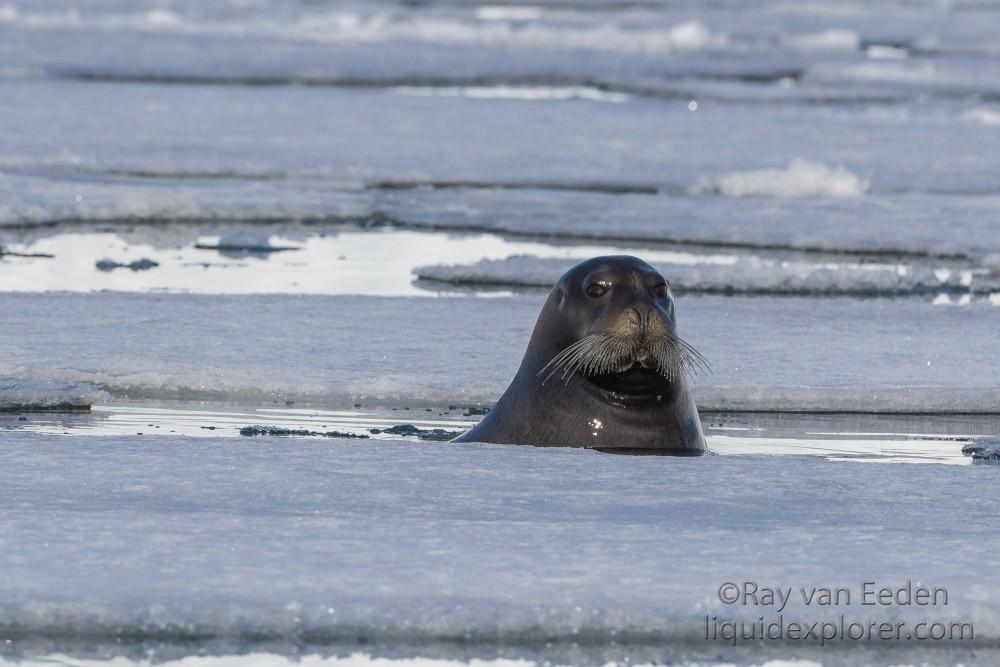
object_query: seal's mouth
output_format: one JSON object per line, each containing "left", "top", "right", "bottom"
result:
{"left": 586, "top": 361, "right": 673, "bottom": 397}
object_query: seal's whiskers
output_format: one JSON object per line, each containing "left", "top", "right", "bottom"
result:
{"left": 537, "top": 334, "right": 603, "bottom": 386}
{"left": 539, "top": 330, "right": 711, "bottom": 386}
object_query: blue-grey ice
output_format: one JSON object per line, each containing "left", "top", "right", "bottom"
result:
{"left": 0, "top": 432, "right": 996, "bottom": 652}
{"left": 1, "top": 292, "right": 998, "bottom": 413}
{"left": 3, "top": 2, "right": 1000, "bottom": 665}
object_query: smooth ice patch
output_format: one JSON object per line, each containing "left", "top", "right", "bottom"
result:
{"left": 2, "top": 292, "right": 999, "bottom": 412}
{"left": 694, "top": 160, "right": 869, "bottom": 198}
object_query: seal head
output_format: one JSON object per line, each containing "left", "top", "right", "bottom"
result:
{"left": 453, "top": 255, "right": 707, "bottom": 453}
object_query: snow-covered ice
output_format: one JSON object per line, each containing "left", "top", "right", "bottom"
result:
{"left": 0, "top": 433, "right": 996, "bottom": 655}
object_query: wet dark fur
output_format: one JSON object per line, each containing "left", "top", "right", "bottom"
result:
{"left": 453, "top": 256, "right": 708, "bottom": 452}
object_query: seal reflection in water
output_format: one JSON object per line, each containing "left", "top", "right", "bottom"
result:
{"left": 453, "top": 255, "right": 709, "bottom": 454}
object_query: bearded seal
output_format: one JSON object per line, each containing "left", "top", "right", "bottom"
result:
{"left": 453, "top": 255, "right": 708, "bottom": 453}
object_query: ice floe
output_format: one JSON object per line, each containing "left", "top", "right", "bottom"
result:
{"left": 3, "top": 81, "right": 1000, "bottom": 197}
{"left": 416, "top": 255, "right": 987, "bottom": 296}
{"left": 377, "top": 189, "right": 1000, "bottom": 258}
{"left": 0, "top": 433, "right": 996, "bottom": 655}
{"left": 1, "top": 292, "right": 998, "bottom": 413}
{"left": 10, "top": 170, "right": 1000, "bottom": 259}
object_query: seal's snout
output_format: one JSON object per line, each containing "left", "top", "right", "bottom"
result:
{"left": 625, "top": 304, "right": 657, "bottom": 325}
{"left": 622, "top": 305, "right": 659, "bottom": 333}
{"left": 626, "top": 304, "right": 672, "bottom": 342}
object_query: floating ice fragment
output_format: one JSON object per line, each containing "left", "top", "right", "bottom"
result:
{"left": 694, "top": 160, "right": 869, "bottom": 197}
{"left": 196, "top": 232, "right": 300, "bottom": 253}
{"left": 369, "top": 424, "right": 463, "bottom": 441}
{"left": 866, "top": 44, "right": 908, "bottom": 60}
{"left": 962, "top": 437, "right": 1000, "bottom": 463}
{"left": 786, "top": 29, "right": 859, "bottom": 51}
{"left": 144, "top": 9, "right": 181, "bottom": 27}
{"left": 665, "top": 20, "right": 718, "bottom": 50}
{"left": 963, "top": 108, "right": 1000, "bottom": 126}
{"left": 931, "top": 293, "right": 972, "bottom": 306}
{"left": 95, "top": 257, "right": 159, "bottom": 272}
{"left": 240, "top": 425, "right": 369, "bottom": 438}
{"left": 0, "top": 378, "right": 107, "bottom": 410}
{"left": 475, "top": 6, "right": 543, "bottom": 21}
{"left": 394, "top": 86, "right": 628, "bottom": 103}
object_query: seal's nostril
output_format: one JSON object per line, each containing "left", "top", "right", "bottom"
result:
{"left": 629, "top": 306, "right": 655, "bottom": 329}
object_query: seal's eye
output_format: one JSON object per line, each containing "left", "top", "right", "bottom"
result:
{"left": 653, "top": 283, "right": 669, "bottom": 298}
{"left": 585, "top": 282, "right": 608, "bottom": 298}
